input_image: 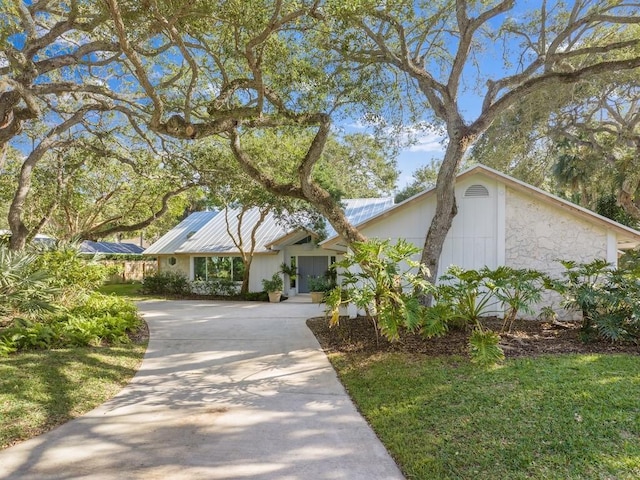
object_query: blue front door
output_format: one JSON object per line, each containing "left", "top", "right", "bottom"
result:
{"left": 297, "top": 256, "right": 329, "bottom": 293}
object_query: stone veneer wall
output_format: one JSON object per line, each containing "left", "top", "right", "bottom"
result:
{"left": 505, "top": 188, "right": 608, "bottom": 320}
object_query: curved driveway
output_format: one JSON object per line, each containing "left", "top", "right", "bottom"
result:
{"left": 0, "top": 300, "right": 404, "bottom": 479}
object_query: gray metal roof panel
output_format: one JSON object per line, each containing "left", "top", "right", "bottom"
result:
{"left": 81, "top": 241, "right": 145, "bottom": 255}
{"left": 143, "top": 211, "right": 218, "bottom": 255}
{"left": 145, "top": 198, "right": 394, "bottom": 255}
{"left": 324, "top": 197, "right": 395, "bottom": 238}
{"left": 175, "top": 207, "right": 289, "bottom": 254}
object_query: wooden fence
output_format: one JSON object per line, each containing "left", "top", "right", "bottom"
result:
{"left": 103, "top": 260, "right": 157, "bottom": 283}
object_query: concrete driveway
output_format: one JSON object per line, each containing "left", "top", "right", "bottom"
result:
{"left": 0, "top": 300, "right": 404, "bottom": 479}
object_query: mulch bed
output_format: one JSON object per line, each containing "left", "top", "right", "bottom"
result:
{"left": 128, "top": 319, "right": 150, "bottom": 345}
{"left": 306, "top": 316, "right": 640, "bottom": 358}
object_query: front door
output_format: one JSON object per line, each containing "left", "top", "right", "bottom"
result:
{"left": 297, "top": 256, "right": 329, "bottom": 293}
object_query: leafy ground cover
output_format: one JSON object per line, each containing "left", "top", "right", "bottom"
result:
{"left": 0, "top": 327, "right": 147, "bottom": 450}
{"left": 308, "top": 317, "right": 640, "bottom": 479}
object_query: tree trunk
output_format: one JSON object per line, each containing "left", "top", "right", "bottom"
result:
{"left": 301, "top": 182, "right": 367, "bottom": 245}
{"left": 618, "top": 179, "right": 640, "bottom": 223}
{"left": 240, "top": 256, "right": 252, "bottom": 295}
{"left": 420, "top": 137, "right": 469, "bottom": 296}
{"left": 8, "top": 162, "right": 35, "bottom": 251}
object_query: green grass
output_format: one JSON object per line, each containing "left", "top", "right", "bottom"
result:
{"left": 330, "top": 352, "right": 640, "bottom": 479}
{"left": 0, "top": 343, "right": 146, "bottom": 449}
{"left": 98, "top": 283, "right": 147, "bottom": 300}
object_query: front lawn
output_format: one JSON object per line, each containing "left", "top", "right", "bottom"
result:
{"left": 308, "top": 316, "right": 640, "bottom": 479}
{"left": 98, "top": 282, "right": 146, "bottom": 300}
{"left": 0, "top": 342, "right": 147, "bottom": 450}
{"left": 330, "top": 352, "right": 640, "bottom": 479}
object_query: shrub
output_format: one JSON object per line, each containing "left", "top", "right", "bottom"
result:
{"left": 33, "top": 244, "right": 107, "bottom": 292}
{"left": 0, "top": 247, "right": 58, "bottom": 320}
{"left": 549, "top": 259, "right": 640, "bottom": 342}
{"left": 239, "top": 291, "right": 269, "bottom": 302}
{"left": 141, "top": 271, "right": 190, "bottom": 295}
{"left": 326, "top": 239, "right": 434, "bottom": 341}
{"left": 0, "top": 293, "right": 141, "bottom": 354}
{"left": 191, "top": 278, "right": 239, "bottom": 296}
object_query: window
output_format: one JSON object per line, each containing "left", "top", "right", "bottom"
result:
{"left": 193, "top": 256, "right": 244, "bottom": 281}
{"left": 168, "top": 256, "right": 177, "bottom": 266}
{"left": 294, "top": 235, "right": 313, "bottom": 245}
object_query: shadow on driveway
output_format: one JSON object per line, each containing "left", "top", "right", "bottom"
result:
{"left": 0, "top": 300, "right": 404, "bottom": 480}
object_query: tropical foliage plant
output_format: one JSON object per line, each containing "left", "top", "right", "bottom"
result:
{"left": 261, "top": 273, "right": 284, "bottom": 293}
{"left": 325, "top": 239, "right": 434, "bottom": 341}
{"left": 548, "top": 259, "right": 640, "bottom": 342}
{"left": 433, "top": 266, "right": 503, "bottom": 366}
{"left": 307, "top": 275, "right": 333, "bottom": 293}
{"left": 0, "top": 293, "right": 140, "bottom": 353}
{"left": 0, "top": 247, "right": 58, "bottom": 321}
{"left": 491, "top": 266, "right": 547, "bottom": 332}
{"left": 429, "top": 266, "right": 547, "bottom": 365}
{"left": 0, "top": 245, "right": 141, "bottom": 356}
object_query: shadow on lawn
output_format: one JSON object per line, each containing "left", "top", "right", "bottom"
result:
{"left": 0, "top": 344, "right": 145, "bottom": 449}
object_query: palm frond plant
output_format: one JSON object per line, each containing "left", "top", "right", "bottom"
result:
{"left": 0, "top": 247, "right": 58, "bottom": 323}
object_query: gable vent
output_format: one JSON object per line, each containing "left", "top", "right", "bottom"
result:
{"left": 464, "top": 184, "right": 489, "bottom": 197}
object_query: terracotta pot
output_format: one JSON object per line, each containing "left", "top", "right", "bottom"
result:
{"left": 310, "top": 291, "right": 325, "bottom": 303}
{"left": 268, "top": 291, "right": 282, "bottom": 303}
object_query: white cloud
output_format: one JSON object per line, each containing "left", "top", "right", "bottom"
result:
{"left": 406, "top": 130, "right": 447, "bottom": 152}
{"left": 396, "top": 124, "right": 448, "bottom": 154}
{"left": 341, "top": 119, "right": 448, "bottom": 163}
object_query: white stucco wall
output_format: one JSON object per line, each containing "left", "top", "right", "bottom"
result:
{"left": 157, "top": 254, "right": 190, "bottom": 276}
{"left": 154, "top": 252, "right": 283, "bottom": 293}
{"left": 360, "top": 174, "right": 502, "bottom": 274}
{"left": 353, "top": 177, "right": 617, "bottom": 320}
{"left": 247, "top": 253, "right": 284, "bottom": 292}
{"left": 505, "top": 188, "right": 609, "bottom": 319}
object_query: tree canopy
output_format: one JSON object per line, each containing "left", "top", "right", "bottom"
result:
{"left": 327, "top": 0, "right": 640, "bottom": 282}
{"left": 2, "top": 0, "right": 640, "bottom": 277}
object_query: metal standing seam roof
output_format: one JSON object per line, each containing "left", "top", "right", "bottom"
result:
{"left": 80, "top": 241, "right": 145, "bottom": 255}
{"left": 144, "top": 198, "right": 396, "bottom": 256}
{"left": 143, "top": 211, "right": 218, "bottom": 255}
{"left": 175, "top": 207, "right": 289, "bottom": 254}
{"left": 323, "top": 198, "right": 395, "bottom": 239}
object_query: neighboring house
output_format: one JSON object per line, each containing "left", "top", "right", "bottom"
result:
{"left": 144, "top": 164, "right": 640, "bottom": 311}
{"left": 79, "top": 241, "right": 153, "bottom": 283}
{"left": 79, "top": 241, "right": 145, "bottom": 255}
{"left": 0, "top": 230, "right": 56, "bottom": 247}
{"left": 144, "top": 199, "right": 394, "bottom": 294}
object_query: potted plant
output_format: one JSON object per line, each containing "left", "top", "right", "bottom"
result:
{"left": 308, "top": 275, "right": 331, "bottom": 303}
{"left": 279, "top": 262, "right": 297, "bottom": 291}
{"left": 262, "top": 273, "right": 284, "bottom": 303}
